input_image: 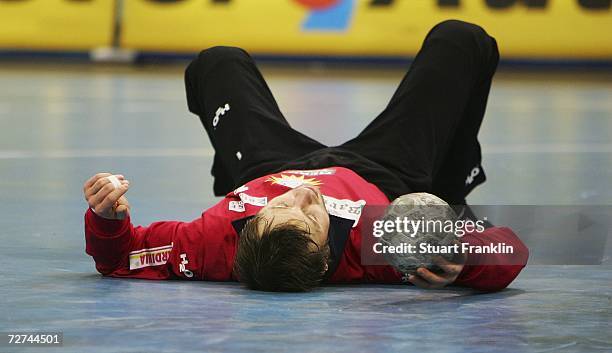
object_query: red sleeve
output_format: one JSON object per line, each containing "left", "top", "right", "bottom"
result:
{"left": 84, "top": 208, "right": 207, "bottom": 280}
{"left": 453, "top": 226, "right": 529, "bottom": 292}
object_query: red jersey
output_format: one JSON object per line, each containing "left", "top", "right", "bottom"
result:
{"left": 85, "top": 167, "right": 528, "bottom": 291}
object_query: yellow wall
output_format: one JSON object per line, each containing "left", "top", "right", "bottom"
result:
{"left": 0, "top": 0, "right": 114, "bottom": 50}
{"left": 121, "top": 0, "right": 612, "bottom": 59}
{"left": 1, "top": 0, "right": 610, "bottom": 59}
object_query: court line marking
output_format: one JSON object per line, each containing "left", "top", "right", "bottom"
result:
{"left": 0, "top": 143, "right": 612, "bottom": 159}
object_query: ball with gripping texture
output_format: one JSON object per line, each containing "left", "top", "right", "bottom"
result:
{"left": 380, "top": 193, "right": 458, "bottom": 275}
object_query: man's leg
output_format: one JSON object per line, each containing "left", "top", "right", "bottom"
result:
{"left": 185, "top": 46, "right": 325, "bottom": 195}
{"left": 340, "top": 20, "right": 499, "bottom": 204}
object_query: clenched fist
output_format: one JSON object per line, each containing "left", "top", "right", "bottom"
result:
{"left": 83, "top": 173, "right": 131, "bottom": 220}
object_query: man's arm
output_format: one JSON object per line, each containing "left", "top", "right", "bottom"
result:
{"left": 409, "top": 227, "right": 529, "bottom": 291}
{"left": 453, "top": 226, "right": 529, "bottom": 291}
{"left": 83, "top": 173, "right": 206, "bottom": 280}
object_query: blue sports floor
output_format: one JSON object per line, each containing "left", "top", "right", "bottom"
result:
{"left": 0, "top": 63, "right": 611, "bottom": 352}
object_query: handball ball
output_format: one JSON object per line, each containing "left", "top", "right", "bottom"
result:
{"left": 381, "top": 193, "right": 458, "bottom": 275}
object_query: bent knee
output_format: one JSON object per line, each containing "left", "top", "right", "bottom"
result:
{"left": 195, "top": 46, "right": 250, "bottom": 66}
{"left": 429, "top": 20, "right": 491, "bottom": 48}
{"left": 428, "top": 20, "right": 497, "bottom": 62}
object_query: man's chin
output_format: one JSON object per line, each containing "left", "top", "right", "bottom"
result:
{"left": 296, "top": 185, "right": 326, "bottom": 210}
{"left": 298, "top": 185, "right": 321, "bottom": 196}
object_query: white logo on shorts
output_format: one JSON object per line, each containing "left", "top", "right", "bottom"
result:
{"left": 465, "top": 166, "right": 480, "bottom": 185}
{"left": 212, "top": 103, "right": 230, "bottom": 129}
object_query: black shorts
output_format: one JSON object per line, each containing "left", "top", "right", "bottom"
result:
{"left": 184, "top": 20, "right": 498, "bottom": 204}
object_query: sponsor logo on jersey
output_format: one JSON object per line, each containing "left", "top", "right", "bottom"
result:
{"left": 238, "top": 193, "right": 268, "bottom": 207}
{"left": 229, "top": 200, "right": 246, "bottom": 212}
{"left": 233, "top": 185, "right": 248, "bottom": 194}
{"left": 283, "top": 168, "right": 336, "bottom": 176}
{"left": 267, "top": 174, "right": 323, "bottom": 189}
{"left": 129, "top": 243, "right": 173, "bottom": 270}
{"left": 322, "top": 195, "right": 366, "bottom": 227}
{"left": 179, "top": 253, "right": 194, "bottom": 278}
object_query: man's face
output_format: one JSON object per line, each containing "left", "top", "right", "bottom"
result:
{"left": 257, "top": 185, "right": 330, "bottom": 247}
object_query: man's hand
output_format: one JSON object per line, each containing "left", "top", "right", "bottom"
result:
{"left": 408, "top": 252, "right": 467, "bottom": 289}
{"left": 84, "top": 173, "right": 131, "bottom": 220}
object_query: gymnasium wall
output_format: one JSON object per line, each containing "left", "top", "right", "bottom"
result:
{"left": 1, "top": 0, "right": 611, "bottom": 60}
{"left": 0, "top": 0, "right": 114, "bottom": 50}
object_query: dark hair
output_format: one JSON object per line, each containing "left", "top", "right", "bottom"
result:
{"left": 233, "top": 216, "right": 329, "bottom": 292}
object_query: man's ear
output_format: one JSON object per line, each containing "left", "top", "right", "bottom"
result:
{"left": 323, "top": 263, "right": 329, "bottom": 273}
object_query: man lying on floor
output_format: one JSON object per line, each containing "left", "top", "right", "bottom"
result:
{"left": 83, "top": 20, "right": 528, "bottom": 292}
